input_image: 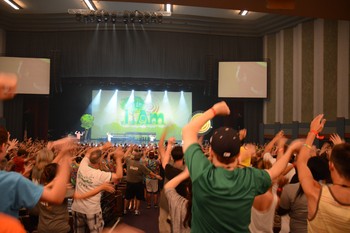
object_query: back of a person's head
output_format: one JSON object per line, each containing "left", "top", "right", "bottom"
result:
{"left": 0, "top": 126, "right": 8, "bottom": 146}
{"left": 307, "top": 156, "right": 331, "bottom": 181}
{"left": 330, "top": 143, "right": 350, "bottom": 180}
{"left": 171, "top": 146, "right": 184, "bottom": 161}
{"left": 32, "top": 148, "right": 54, "bottom": 182}
{"left": 252, "top": 157, "right": 272, "bottom": 170}
{"left": 35, "top": 148, "right": 54, "bottom": 170}
{"left": 17, "top": 149, "right": 28, "bottom": 157}
{"left": 40, "top": 163, "right": 58, "bottom": 185}
{"left": 210, "top": 127, "right": 241, "bottom": 165}
{"left": 89, "top": 149, "right": 102, "bottom": 164}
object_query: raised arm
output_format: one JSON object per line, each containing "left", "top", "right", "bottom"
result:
{"left": 264, "top": 130, "right": 284, "bottom": 154}
{"left": 164, "top": 167, "right": 190, "bottom": 190}
{"left": 73, "top": 182, "right": 115, "bottom": 199}
{"left": 182, "top": 101, "right": 230, "bottom": 153}
{"left": 111, "top": 146, "right": 125, "bottom": 182}
{"left": 267, "top": 139, "right": 303, "bottom": 180}
{"left": 158, "top": 126, "right": 170, "bottom": 158}
{"left": 296, "top": 114, "right": 326, "bottom": 217}
{"left": 161, "top": 137, "right": 176, "bottom": 169}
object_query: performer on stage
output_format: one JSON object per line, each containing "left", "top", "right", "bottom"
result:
{"left": 107, "top": 132, "right": 113, "bottom": 142}
{"left": 75, "top": 131, "right": 84, "bottom": 142}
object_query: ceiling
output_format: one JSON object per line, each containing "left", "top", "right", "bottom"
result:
{"left": 0, "top": 0, "right": 348, "bottom": 36}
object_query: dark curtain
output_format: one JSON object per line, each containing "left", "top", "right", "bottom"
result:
{"left": 3, "top": 95, "right": 24, "bottom": 140}
{"left": 243, "top": 99, "right": 264, "bottom": 143}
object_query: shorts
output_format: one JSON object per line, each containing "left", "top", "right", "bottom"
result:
{"left": 125, "top": 181, "right": 144, "bottom": 200}
{"left": 146, "top": 178, "right": 159, "bottom": 193}
{"left": 72, "top": 211, "right": 104, "bottom": 233}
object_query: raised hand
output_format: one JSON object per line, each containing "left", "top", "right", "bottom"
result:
{"left": 0, "top": 72, "right": 17, "bottom": 100}
{"left": 330, "top": 133, "right": 344, "bottom": 145}
{"left": 310, "top": 114, "right": 326, "bottom": 133}
{"left": 212, "top": 101, "right": 230, "bottom": 116}
{"left": 288, "top": 138, "right": 304, "bottom": 153}
{"left": 239, "top": 129, "right": 247, "bottom": 141}
{"left": 6, "top": 138, "right": 18, "bottom": 152}
{"left": 113, "top": 146, "right": 125, "bottom": 160}
{"left": 167, "top": 137, "right": 176, "bottom": 146}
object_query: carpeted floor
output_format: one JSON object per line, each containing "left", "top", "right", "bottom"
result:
{"left": 107, "top": 200, "right": 160, "bottom": 233}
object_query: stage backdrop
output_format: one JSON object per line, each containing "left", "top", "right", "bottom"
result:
{"left": 91, "top": 90, "right": 192, "bottom": 142}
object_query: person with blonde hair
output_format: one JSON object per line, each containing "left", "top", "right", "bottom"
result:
{"left": 31, "top": 148, "right": 55, "bottom": 184}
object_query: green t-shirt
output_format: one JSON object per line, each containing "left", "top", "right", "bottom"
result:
{"left": 185, "top": 143, "right": 271, "bottom": 233}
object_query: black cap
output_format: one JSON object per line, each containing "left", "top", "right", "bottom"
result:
{"left": 210, "top": 127, "right": 241, "bottom": 158}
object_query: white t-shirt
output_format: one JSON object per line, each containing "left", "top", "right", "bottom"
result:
{"left": 71, "top": 157, "right": 112, "bottom": 214}
{"left": 249, "top": 192, "right": 278, "bottom": 233}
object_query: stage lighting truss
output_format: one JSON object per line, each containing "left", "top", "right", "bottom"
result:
{"left": 68, "top": 9, "right": 170, "bottom": 25}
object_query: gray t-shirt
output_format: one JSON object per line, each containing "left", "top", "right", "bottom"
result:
{"left": 165, "top": 188, "right": 190, "bottom": 233}
{"left": 126, "top": 158, "right": 151, "bottom": 183}
{"left": 38, "top": 199, "right": 70, "bottom": 233}
{"left": 279, "top": 182, "right": 308, "bottom": 233}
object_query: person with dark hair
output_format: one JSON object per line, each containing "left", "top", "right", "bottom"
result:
{"left": 296, "top": 114, "right": 350, "bottom": 232}
{"left": 71, "top": 143, "right": 125, "bottom": 233}
{"left": 11, "top": 149, "right": 28, "bottom": 174}
{"left": 182, "top": 101, "right": 302, "bottom": 232}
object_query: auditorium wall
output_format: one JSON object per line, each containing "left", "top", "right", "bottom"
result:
{"left": 263, "top": 19, "right": 350, "bottom": 124}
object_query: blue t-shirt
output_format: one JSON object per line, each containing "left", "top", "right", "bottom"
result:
{"left": 0, "top": 171, "right": 44, "bottom": 218}
{"left": 185, "top": 143, "right": 272, "bottom": 233}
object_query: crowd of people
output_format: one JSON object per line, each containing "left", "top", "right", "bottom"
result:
{"left": 0, "top": 76, "right": 349, "bottom": 233}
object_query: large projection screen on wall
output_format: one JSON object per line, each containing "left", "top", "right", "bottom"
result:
{"left": 0, "top": 56, "right": 50, "bottom": 94}
{"left": 90, "top": 90, "right": 192, "bottom": 143}
{"left": 218, "top": 61, "right": 267, "bottom": 98}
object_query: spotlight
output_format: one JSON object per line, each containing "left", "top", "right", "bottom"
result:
{"left": 130, "top": 11, "right": 136, "bottom": 23}
{"left": 111, "top": 14, "right": 117, "bottom": 23}
{"left": 144, "top": 12, "right": 151, "bottom": 24}
{"left": 136, "top": 11, "right": 144, "bottom": 24}
{"left": 96, "top": 14, "right": 102, "bottom": 23}
{"left": 88, "top": 14, "right": 95, "bottom": 23}
{"left": 123, "top": 11, "right": 129, "bottom": 24}
{"left": 151, "top": 13, "right": 157, "bottom": 23}
{"left": 83, "top": 15, "right": 89, "bottom": 23}
{"left": 103, "top": 13, "right": 110, "bottom": 22}
{"left": 156, "top": 13, "right": 163, "bottom": 24}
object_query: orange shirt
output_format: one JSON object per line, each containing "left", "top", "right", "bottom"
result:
{"left": 0, "top": 213, "right": 26, "bottom": 233}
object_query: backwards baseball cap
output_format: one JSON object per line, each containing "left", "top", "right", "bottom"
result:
{"left": 210, "top": 127, "right": 241, "bottom": 158}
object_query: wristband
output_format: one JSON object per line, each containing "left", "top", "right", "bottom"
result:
{"left": 310, "top": 130, "right": 324, "bottom": 140}
{"left": 303, "top": 143, "right": 312, "bottom": 149}
{"left": 211, "top": 107, "right": 216, "bottom": 116}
